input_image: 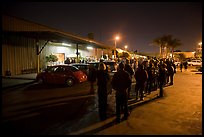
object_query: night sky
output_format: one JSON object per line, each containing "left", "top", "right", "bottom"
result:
{"left": 2, "top": 2, "right": 202, "bottom": 53}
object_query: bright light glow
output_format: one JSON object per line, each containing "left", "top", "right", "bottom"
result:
{"left": 62, "top": 43, "right": 71, "bottom": 46}
{"left": 115, "top": 36, "right": 119, "bottom": 40}
{"left": 56, "top": 46, "right": 67, "bottom": 53}
{"left": 198, "top": 42, "right": 202, "bottom": 45}
{"left": 125, "top": 45, "right": 128, "bottom": 49}
{"left": 87, "top": 46, "right": 93, "bottom": 50}
{"left": 117, "top": 48, "right": 125, "bottom": 53}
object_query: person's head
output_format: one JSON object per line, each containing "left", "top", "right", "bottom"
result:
{"left": 126, "top": 59, "right": 130, "bottom": 64}
{"left": 98, "top": 62, "right": 106, "bottom": 71}
{"left": 118, "top": 62, "right": 125, "bottom": 70}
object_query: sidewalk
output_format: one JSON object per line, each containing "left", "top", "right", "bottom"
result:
{"left": 2, "top": 69, "right": 202, "bottom": 135}
{"left": 68, "top": 88, "right": 160, "bottom": 135}
{"left": 68, "top": 68, "right": 202, "bottom": 135}
{"left": 2, "top": 73, "right": 37, "bottom": 89}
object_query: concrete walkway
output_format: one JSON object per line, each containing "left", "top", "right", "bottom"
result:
{"left": 68, "top": 68, "right": 202, "bottom": 135}
{"left": 2, "top": 73, "right": 37, "bottom": 89}
{"left": 95, "top": 71, "right": 202, "bottom": 135}
{"left": 2, "top": 68, "right": 202, "bottom": 135}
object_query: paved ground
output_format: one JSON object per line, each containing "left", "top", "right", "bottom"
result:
{"left": 93, "top": 69, "right": 202, "bottom": 135}
{"left": 2, "top": 67, "right": 202, "bottom": 135}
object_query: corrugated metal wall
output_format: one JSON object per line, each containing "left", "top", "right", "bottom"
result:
{"left": 2, "top": 36, "right": 38, "bottom": 76}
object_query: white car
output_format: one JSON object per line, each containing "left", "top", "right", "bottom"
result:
{"left": 188, "top": 60, "right": 202, "bottom": 66}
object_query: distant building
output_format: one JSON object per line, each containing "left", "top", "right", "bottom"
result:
{"left": 174, "top": 51, "right": 195, "bottom": 59}
{"left": 195, "top": 42, "right": 202, "bottom": 58}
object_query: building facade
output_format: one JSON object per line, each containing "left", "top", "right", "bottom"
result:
{"left": 2, "top": 14, "right": 113, "bottom": 76}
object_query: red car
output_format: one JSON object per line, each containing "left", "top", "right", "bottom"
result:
{"left": 36, "top": 65, "right": 87, "bottom": 87}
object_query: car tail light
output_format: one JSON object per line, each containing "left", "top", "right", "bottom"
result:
{"left": 73, "top": 71, "right": 87, "bottom": 82}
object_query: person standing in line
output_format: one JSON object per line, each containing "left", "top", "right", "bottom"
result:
{"left": 134, "top": 64, "right": 148, "bottom": 101}
{"left": 88, "top": 64, "right": 97, "bottom": 94}
{"left": 146, "top": 62, "right": 154, "bottom": 94}
{"left": 180, "top": 61, "right": 183, "bottom": 72}
{"left": 169, "top": 61, "right": 175, "bottom": 85}
{"left": 183, "top": 60, "right": 188, "bottom": 71}
{"left": 124, "top": 59, "right": 134, "bottom": 99}
{"left": 111, "top": 62, "right": 132, "bottom": 123}
{"left": 158, "top": 63, "right": 166, "bottom": 97}
{"left": 96, "top": 62, "right": 110, "bottom": 121}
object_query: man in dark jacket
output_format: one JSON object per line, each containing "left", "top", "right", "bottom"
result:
{"left": 88, "top": 64, "right": 97, "bottom": 94}
{"left": 158, "top": 63, "right": 166, "bottom": 97}
{"left": 111, "top": 62, "right": 132, "bottom": 123}
{"left": 134, "top": 64, "right": 148, "bottom": 101}
{"left": 124, "top": 59, "right": 134, "bottom": 99}
{"left": 96, "top": 63, "right": 110, "bottom": 121}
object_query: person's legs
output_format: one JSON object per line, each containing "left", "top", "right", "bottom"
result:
{"left": 90, "top": 82, "right": 95, "bottom": 94}
{"left": 170, "top": 74, "right": 173, "bottom": 85}
{"left": 135, "top": 83, "right": 139, "bottom": 100}
{"left": 116, "top": 92, "right": 121, "bottom": 123}
{"left": 139, "top": 84, "right": 144, "bottom": 100}
{"left": 159, "top": 82, "right": 164, "bottom": 97}
{"left": 127, "top": 86, "right": 131, "bottom": 99}
{"left": 123, "top": 92, "right": 129, "bottom": 119}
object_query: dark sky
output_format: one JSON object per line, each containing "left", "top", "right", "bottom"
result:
{"left": 2, "top": 2, "right": 202, "bottom": 53}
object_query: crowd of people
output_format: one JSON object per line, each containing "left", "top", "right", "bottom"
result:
{"left": 87, "top": 57, "right": 177, "bottom": 123}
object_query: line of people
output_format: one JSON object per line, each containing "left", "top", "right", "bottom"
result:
{"left": 88, "top": 57, "right": 176, "bottom": 123}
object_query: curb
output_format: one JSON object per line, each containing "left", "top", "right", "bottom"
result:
{"left": 2, "top": 76, "right": 36, "bottom": 80}
{"left": 2, "top": 80, "right": 36, "bottom": 90}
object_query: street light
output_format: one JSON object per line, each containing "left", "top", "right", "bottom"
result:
{"left": 114, "top": 36, "right": 119, "bottom": 59}
{"left": 124, "top": 45, "right": 128, "bottom": 51}
{"left": 198, "top": 42, "right": 202, "bottom": 46}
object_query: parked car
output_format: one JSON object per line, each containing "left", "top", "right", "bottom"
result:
{"left": 187, "top": 60, "right": 202, "bottom": 66}
{"left": 69, "top": 63, "right": 90, "bottom": 75}
{"left": 174, "top": 61, "right": 180, "bottom": 66}
{"left": 88, "top": 60, "right": 117, "bottom": 73}
{"left": 197, "top": 66, "right": 202, "bottom": 72}
{"left": 36, "top": 65, "right": 87, "bottom": 87}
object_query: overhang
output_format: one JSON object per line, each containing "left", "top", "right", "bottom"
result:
{"left": 3, "top": 30, "right": 113, "bottom": 50}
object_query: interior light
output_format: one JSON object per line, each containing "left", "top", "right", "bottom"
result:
{"left": 62, "top": 43, "right": 71, "bottom": 46}
{"left": 87, "top": 46, "right": 93, "bottom": 50}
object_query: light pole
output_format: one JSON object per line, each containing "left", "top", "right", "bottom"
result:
{"left": 114, "top": 36, "right": 119, "bottom": 59}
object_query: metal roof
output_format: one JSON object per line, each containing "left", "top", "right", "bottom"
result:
{"left": 3, "top": 30, "right": 113, "bottom": 50}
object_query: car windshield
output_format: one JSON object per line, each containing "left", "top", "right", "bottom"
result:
{"left": 45, "top": 66, "right": 57, "bottom": 72}
{"left": 68, "top": 66, "right": 79, "bottom": 72}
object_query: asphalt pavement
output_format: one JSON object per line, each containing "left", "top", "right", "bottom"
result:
{"left": 69, "top": 67, "right": 202, "bottom": 135}
{"left": 2, "top": 67, "right": 202, "bottom": 135}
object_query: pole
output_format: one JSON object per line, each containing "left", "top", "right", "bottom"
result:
{"left": 114, "top": 40, "right": 116, "bottom": 59}
{"left": 76, "top": 43, "right": 79, "bottom": 63}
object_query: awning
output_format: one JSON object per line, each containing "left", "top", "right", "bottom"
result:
{"left": 3, "top": 30, "right": 113, "bottom": 50}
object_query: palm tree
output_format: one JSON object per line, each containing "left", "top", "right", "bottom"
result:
{"left": 153, "top": 35, "right": 181, "bottom": 58}
{"left": 168, "top": 38, "right": 181, "bottom": 58}
{"left": 153, "top": 36, "right": 167, "bottom": 58}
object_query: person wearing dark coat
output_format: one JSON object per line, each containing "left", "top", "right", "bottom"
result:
{"left": 168, "top": 62, "right": 175, "bottom": 85}
{"left": 183, "top": 61, "right": 188, "bottom": 71}
{"left": 124, "top": 59, "right": 134, "bottom": 99}
{"left": 158, "top": 63, "right": 166, "bottom": 97}
{"left": 111, "top": 62, "right": 132, "bottom": 123}
{"left": 88, "top": 64, "right": 97, "bottom": 94}
{"left": 96, "top": 62, "right": 110, "bottom": 121}
{"left": 146, "top": 62, "right": 154, "bottom": 94}
{"left": 134, "top": 64, "right": 148, "bottom": 101}
{"left": 180, "top": 61, "right": 183, "bottom": 72}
